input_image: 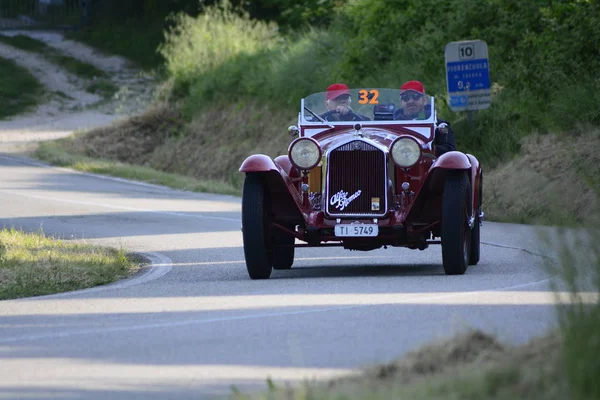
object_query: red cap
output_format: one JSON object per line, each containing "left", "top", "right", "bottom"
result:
{"left": 400, "top": 80, "right": 425, "bottom": 94}
{"left": 326, "top": 83, "right": 351, "bottom": 100}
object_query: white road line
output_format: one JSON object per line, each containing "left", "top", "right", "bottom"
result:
{"left": 0, "top": 275, "right": 556, "bottom": 344}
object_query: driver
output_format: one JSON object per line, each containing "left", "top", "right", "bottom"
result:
{"left": 394, "top": 80, "right": 456, "bottom": 155}
{"left": 320, "top": 83, "right": 370, "bottom": 121}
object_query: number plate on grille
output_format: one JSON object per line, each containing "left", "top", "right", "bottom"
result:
{"left": 334, "top": 224, "right": 378, "bottom": 237}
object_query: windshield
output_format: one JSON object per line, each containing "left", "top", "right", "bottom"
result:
{"left": 301, "top": 88, "right": 435, "bottom": 124}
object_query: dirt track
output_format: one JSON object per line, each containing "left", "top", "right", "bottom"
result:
{"left": 0, "top": 30, "right": 154, "bottom": 152}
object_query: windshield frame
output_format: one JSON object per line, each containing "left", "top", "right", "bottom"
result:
{"left": 299, "top": 88, "right": 437, "bottom": 127}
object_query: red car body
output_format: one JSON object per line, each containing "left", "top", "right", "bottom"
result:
{"left": 240, "top": 88, "right": 483, "bottom": 279}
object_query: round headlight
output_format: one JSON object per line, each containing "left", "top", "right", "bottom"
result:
{"left": 391, "top": 137, "right": 421, "bottom": 167}
{"left": 289, "top": 138, "right": 321, "bottom": 170}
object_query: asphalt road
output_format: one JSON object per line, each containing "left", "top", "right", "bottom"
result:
{"left": 0, "top": 154, "right": 560, "bottom": 399}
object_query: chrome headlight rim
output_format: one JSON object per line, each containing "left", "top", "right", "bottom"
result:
{"left": 391, "top": 137, "right": 422, "bottom": 168}
{"left": 288, "top": 137, "right": 322, "bottom": 170}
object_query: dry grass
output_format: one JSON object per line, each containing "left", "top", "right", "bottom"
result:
{"left": 147, "top": 101, "right": 296, "bottom": 187}
{"left": 41, "top": 101, "right": 296, "bottom": 190}
{"left": 484, "top": 130, "right": 600, "bottom": 225}
{"left": 235, "top": 330, "right": 567, "bottom": 400}
{"left": 0, "top": 228, "right": 141, "bottom": 299}
{"left": 35, "top": 140, "right": 240, "bottom": 195}
{"left": 64, "top": 103, "right": 184, "bottom": 164}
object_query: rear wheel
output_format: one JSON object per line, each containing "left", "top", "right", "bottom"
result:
{"left": 272, "top": 229, "right": 295, "bottom": 270}
{"left": 242, "top": 174, "right": 273, "bottom": 279}
{"left": 441, "top": 171, "right": 471, "bottom": 275}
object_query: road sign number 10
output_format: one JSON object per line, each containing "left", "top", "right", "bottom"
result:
{"left": 459, "top": 44, "right": 474, "bottom": 60}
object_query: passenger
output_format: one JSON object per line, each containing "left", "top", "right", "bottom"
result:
{"left": 394, "top": 80, "right": 456, "bottom": 155}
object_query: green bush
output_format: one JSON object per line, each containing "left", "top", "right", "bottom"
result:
{"left": 160, "top": 0, "right": 600, "bottom": 166}
{"left": 159, "top": 3, "right": 281, "bottom": 98}
{"left": 0, "top": 57, "right": 44, "bottom": 120}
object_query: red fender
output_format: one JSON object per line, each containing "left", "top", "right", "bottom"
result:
{"left": 239, "top": 154, "right": 278, "bottom": 172}
{"left": 466, "top": 154, "right": 483, "bottom": 209}
{"left": 419, "top": 151, "right": 473, "bottom": 202}
{"left": 240, "top": 154, "right": 305, "bottom": 221}
{"left": 274, "top": 155, "right": 300, "bottom": 179}
{"left": 430, "top": 151, "right": 471, "bottom": 170}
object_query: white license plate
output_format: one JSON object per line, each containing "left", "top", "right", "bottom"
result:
{"left": 334, "top": 224, "right": 378, "bottom": 237}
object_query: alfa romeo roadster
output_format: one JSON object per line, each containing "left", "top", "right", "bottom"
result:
{"left": 239, "top": 88, "right": 483, "bottom": 279}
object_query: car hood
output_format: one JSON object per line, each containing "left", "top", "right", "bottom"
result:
{"left": 315, "top": 127, "right": 425, "bottom": 152}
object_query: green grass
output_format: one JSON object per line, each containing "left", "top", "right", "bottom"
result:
{"left": 86, "top": 79, "right": 118, "bottom": 98}
{"left": 0, "top": 56, "right": 44, "bottom": 119}
{"left": 68, "top": 19, "right": 167, "bottom": 69}
{"left": 0, "top": 34, "right": 116, "bottom": 97}
{"left": 35, "top": 140, "right": 241, "bottom": 196}
{"left": 0, "top": 228, "right": 140, "bottom": 299}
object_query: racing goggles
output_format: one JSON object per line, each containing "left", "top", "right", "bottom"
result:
{"left": 400, "top": 92, "right": 423, "bottom": 102}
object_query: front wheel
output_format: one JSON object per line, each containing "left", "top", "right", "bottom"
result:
{"left": 441, "top": 171, "right": 471, "bottom": 275}
{"left": 272, "top": 230, "right": 295, "bottom": 270}
{"left": 242, "top": 174, "right": 273, "bottom": 279}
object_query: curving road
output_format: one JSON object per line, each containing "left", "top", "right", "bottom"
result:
{"left": 0, "top": 154, "right": 560, "bottom": 399}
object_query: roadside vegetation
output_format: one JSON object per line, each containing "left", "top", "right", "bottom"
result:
{"left": 0, "top": 228, "right": 141, "bottom": 300}
{"left": 0, "top": 34, "right": 117, "bottom": 98}
{"left": 42, "top": 0, "right": 600, "bottom": 226}
{"left": 235, "top": 331, "right": 567, "bottom": 400}
{"left": 0, "top": 56, "right": 44, "bottom": 119}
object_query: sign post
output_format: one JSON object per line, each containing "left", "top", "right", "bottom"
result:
{"left": 445, "top": 40, "right": 491, "bottom": 112}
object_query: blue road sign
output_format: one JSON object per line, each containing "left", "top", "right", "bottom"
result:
{"left": 446, "top": 59, "right": 491, "bottom": 92}
{"left": 445, "top": 40, "right": 491, "bottom": 111}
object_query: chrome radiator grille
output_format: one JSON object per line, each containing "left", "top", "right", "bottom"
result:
{"left": 326, "top": 140, "right": 387, "bottom": 216}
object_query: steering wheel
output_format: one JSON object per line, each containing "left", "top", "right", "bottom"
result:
{"left": 320, "top": 109, "right": 364, "bottom": 122}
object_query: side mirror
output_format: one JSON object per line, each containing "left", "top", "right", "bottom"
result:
{"left": 288, "top": 125, "right": 299, "bottom": 137}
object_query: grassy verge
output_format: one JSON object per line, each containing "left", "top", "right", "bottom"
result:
{"left": 0, "top": 56, "right": 44, "bottom": 119}
{"left": 0, "top": 34, "right": 117, "bottom": 98}
{"left": 234, "top": 331, "right": 566, "bottom": 400}
{"left": 0, "top": 228, "right": 141, "bottom": 300}
{"left": 35, "top": 139, "right": 240, "bottom": 196}
{"left": 485, "top": 130, "right": 600, "bottom": 226}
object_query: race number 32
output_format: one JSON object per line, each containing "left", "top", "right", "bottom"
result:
{"left": 358, "top": 89, "right": 379, "bottom": 104}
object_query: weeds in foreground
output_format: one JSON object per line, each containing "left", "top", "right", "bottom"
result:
{"left": 545, "top": 225, "right": 600, "bottom": 400}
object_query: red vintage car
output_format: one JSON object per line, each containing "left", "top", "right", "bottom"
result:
{"left": 239, "top": 88, "right": 483, "bottom": 279}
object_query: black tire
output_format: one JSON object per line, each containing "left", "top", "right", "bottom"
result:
{"left": 272, "top": 230, "right": 295, "bottom": 270}
{"left": 242, "top": 174, "right": 273, "bottom": 279}
{"left": 441, "top": 171, "right": 471, "bottom": 275}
